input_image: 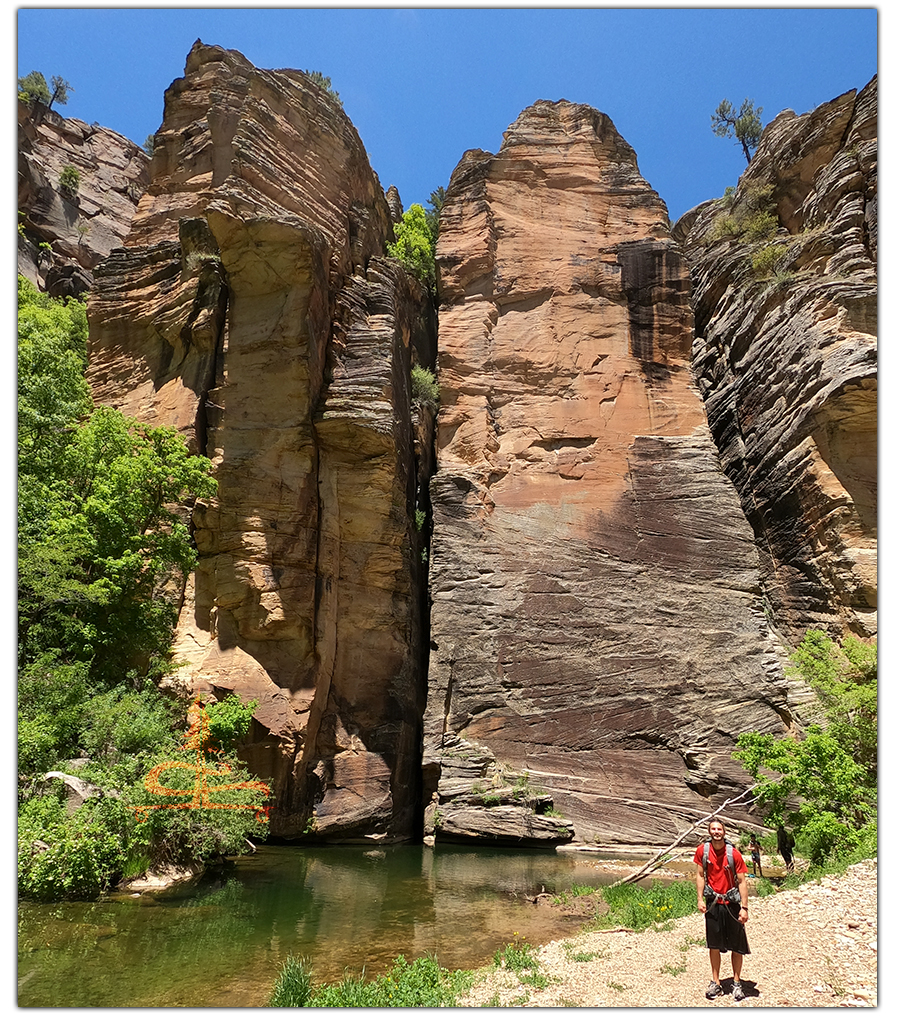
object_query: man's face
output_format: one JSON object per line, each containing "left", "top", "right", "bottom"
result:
{"left": 709, "top": 822, "right": 726, "bottom": 842}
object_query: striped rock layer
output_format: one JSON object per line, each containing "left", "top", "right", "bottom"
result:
{"left": 425, "top": 101, "right": 793, "bottom": 846}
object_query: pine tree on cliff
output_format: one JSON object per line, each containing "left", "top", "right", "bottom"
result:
{"left": 711, "top": 98, "right": 763, "bottom": 164}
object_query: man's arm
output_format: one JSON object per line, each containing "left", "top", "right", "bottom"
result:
{"left": 696, "top": 863, "right": 707, "bottom": 913}
{"left": 736, "top": 870, "right": 748, "bottom": 924}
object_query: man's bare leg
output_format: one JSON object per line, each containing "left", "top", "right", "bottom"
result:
{"left": 732, "top": 952, "right": 743, "bottom": 982}
{"left": 709, "top": 949, "right": 721, "bottom": 984}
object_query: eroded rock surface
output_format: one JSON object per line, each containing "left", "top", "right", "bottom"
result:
{"left": 425, "top": 101, "right": 793, "bottom": 848}
{"left": 17, "top": 99, "right": 149, "bottom": 298}
{"left": 675, "top": 77, "right": 877, "bottom": 641}
{"left": 86, "top": 42, "right": 434, "bottom": 840}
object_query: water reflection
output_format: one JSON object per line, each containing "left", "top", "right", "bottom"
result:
{"left": 19, "top": 843, "right": 639, "bottom": 1007}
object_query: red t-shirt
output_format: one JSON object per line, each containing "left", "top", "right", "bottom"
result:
{"left": 693, "top": 841, "right": 747, "bottom": 894}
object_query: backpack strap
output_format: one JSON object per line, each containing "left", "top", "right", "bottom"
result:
{"left": 703, "top": 839, "right": 737, "bottom": 888}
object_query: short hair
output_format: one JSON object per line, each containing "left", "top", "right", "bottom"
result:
{"left": 708, "top": 819, "right": 726, "bottom": 834}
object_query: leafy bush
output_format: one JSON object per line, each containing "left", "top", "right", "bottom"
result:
{"left": 18, "top": 793, "right": 135, "bottom": 901}
{"left": 411, "top": 364, "right": 440, "bottom": 408}
{"left": 704, "top": 181, "right": 779, "bottom": 246}
{"left": 17, "top": 655, "right": 90, "bottom": 772}
{"left": 750, "top": 243, "right": 785, "bottom": 278}
{"left": 494, "top": 935, "right": 539, "bottom": 972}
{"left": 79, "top": 686, "right": 179, "bottom": 765}
{"left": 129, "top": 758, "right": 270, "bottom": 867}
{"left": 204, "top": 694, "right": 258, "bottom": 754}
{"left": 742, "top": 210, "right": 778, "bottom": 242}
{"left": 58, "top": 165, "right": 81, "bottom": 199}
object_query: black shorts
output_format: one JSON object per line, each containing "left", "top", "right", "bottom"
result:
{"left": 705, "top": 900, "right": 750, "bottom": 955}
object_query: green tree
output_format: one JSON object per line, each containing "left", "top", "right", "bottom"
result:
{"left": 48, "top": 75, "right": 73, "bottom": 110}
{"left": 388, "top": 203, "right": 436, "bottom": 289}
{"left": 18, "top": 276, "right": 217, "bottom": 687}
{"left": 788, "top": 629, "right": 877, "bottom": 783}
{"left": 18, "top": 70, "right": 51, "bottom": 105}
{"left": 734, "top": 630, "right": 877, "bottom": 865}
{"left": 19, "top": 406, "right": 217, "bottom": 686}
{"left": 17, "top": 278, "right": 271, "bottom": 900}
{"left": 424, "top": 186, "right": 446, "bottom": 247}
{"left": 711, "top": 97, "right": 764, "bottom": 164}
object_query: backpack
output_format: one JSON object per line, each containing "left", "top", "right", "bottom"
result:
{"left": 702, "top": 838, "right": 742, "bottom": 906}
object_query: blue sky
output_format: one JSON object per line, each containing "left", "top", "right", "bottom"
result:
{"left": 16, "top": 5, "right": 878, "bottom": 224}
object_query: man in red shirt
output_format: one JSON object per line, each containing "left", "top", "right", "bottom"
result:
{"left": 694, "top": 819, "right": 750, "bottom": 1001}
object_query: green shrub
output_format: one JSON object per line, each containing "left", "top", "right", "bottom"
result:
{"left": 735, "top": 629, "right": 876, "bottom": 867}
{"left": 129, "top": 745, "right": 270, "bottom": 866}
{"left": 269, "top": 954, "right": 473, "bottom": 1007}
{"left": 58, "top": 165, "right": 81, "bottom": 199}
{"left": 303, "top": 70, "right": 342, "bottom": 107}
{"left": 706, "top": 214, "right": 742, "bottom": 242}
{"left": 411, "top": 364, "right": 440, "bottom": 408}
{"left": 705, "top": 181, "right": 779, "bottom": 245}
{"left": 750, "top": 243, "right": 785, "bottom": 278}
{"left": 742, "top": 210, "right": 778, "bottom": 242}
{"left": 205, "top": 694, "right": 258, "bottom": 754}
{"left": 18, "top": 793, "right": 135, "bottom": 901}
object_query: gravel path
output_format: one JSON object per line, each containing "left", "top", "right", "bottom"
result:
{"left": 457, "top": 859, "right": 877, "bottom": 1008}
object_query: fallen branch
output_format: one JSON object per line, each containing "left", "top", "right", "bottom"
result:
{"left": 608, "top": 786, "right": 759, "bottom": 888}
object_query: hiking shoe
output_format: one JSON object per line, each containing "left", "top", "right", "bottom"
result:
{"left": 733, "top": 981, "right": 745, "bottom": 1001}
{"left": 705, "top": 981, "right": 724, "bottom": 999}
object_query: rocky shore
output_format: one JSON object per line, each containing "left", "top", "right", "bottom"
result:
{"left": 457, "top": 858, "right": 877, "bottom": 1008}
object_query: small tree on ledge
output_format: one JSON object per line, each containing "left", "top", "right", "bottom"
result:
{"left": 711, "top": 97, "right": 763, "bottom": 165}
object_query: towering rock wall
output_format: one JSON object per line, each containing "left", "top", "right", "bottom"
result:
{"left": 675, "top": 77, "right": 877, "bottom": 643}
{"left": 424, "top": 101, "right": 792, "bottom": 848}
{"left": 48, "top": 46, "right": 874, "bottom": 849}
{"left": 17, "top": 99, "right": 149, "bottom": 298}
{"left": 86, "top": 42, "right": 434, "bottom": 840}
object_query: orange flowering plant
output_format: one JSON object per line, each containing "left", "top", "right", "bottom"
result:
{"left": 131, "top": 697, "right": 271, "bottom": 865}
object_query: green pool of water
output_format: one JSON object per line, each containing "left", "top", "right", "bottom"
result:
{"left": 18, "top": 843, "right": 630, "bottom": 1007}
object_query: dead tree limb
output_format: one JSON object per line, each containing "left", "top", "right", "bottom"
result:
{"left": 608, "top": 786, "right": 759, "bottom": 888}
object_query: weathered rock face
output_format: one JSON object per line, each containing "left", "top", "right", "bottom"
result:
{"left": 17, "top": 100, "right": 149, "bottom": 298}
{"left": 425, "top": 101, "right": 793, "bottom": 848}
{"left": 674, "top": 77, "right": 877, "bottom": 642}
{"left": 86, "top": 42, "right": 434, "bottom": 840}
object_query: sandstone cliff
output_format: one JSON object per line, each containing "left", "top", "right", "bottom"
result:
{"left": 424, "top": 101, "right": 793, "bottom": 848}
{"left": 18, "top": 99, "right": 149, "bottom": 298}
{"left": 26, "top": 46, "right": 876, "bottom": 850}
{"left": 674, "top": 77, "right": 877, "bottom": 644}
{"left": 86, "top": 41, "right": 435, "bottom": 840}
